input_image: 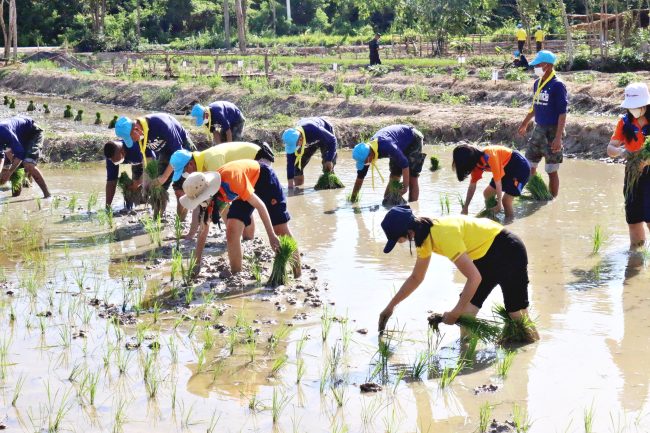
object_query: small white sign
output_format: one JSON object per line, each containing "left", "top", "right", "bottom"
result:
{"left": 333, "top": 63, "right": 338, "bottom": 71}
{"left": 492, "top": 69, "right": 499, "bottom": 81}
{"left": 457, "top": 56, "right": 466, "bottom": 64}
{"left": 237, "top": 60, "right": 244, "bottom": 68}
{"left": 182, "top": 60, "right": 187, "bottom": 68}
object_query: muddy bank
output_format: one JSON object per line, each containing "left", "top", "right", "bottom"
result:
{"left": 1, "top": 66, "right": 619, "bottom": 161}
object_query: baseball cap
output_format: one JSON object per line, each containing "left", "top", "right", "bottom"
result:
{"left": 190, "top": 104, "right": 206, "bottom": 127}
{"left": 282, "top": 128, "right": 301, "bottom": 154}
{"left": 170, "top": 149, "right": 193, "bottom": 182}
{"left": 352, "top": 142, "right": 371, "bottom": 171}
{"left": 114, "top": 116, "right": 134, "bottom": 148}
{"left": 381, "top": 205, "right": 415, "bottom": 253}
{"left": 529, "top": 50, "right": 557, "bottom": 66}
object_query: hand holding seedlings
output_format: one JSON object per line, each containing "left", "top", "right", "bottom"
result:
{"left": 378, "top": 306, "right": 393, "bottom": 333}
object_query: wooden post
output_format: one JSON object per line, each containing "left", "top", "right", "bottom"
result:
{"left": 214, "top": 54, "right": 220, "bottom": 74}
{"left": 479, "top": 35, "right": 482, "bottom": 55}
{"left": 264, "top": 51, "right": 269, "bottom": 78}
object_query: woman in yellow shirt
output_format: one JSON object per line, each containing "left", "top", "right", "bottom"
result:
{"left": 377, "top": 206, "right": 538, "bottom": 342}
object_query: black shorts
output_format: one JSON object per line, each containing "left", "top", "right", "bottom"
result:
{"left": 470, "top": 230, "right": 530, "bottom": 312}
{"left": 389, "top": 128, "right": 426, "bottom": 178}
{"left": 518, "top": 40, "right": 525, "bottom": 52}
{"left": 226, "top": 163, "right": 290, "bottom": 227}
{"left": 488, "top": 151, "right": 531, "bottom": 197}
{"left": 624, "top": 165, "right": 650, "bottom": 224}
{"left": 294, "top": 141, "right": 337, "bottom": 177}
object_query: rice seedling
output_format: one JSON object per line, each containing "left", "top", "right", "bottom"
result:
{"left": 512, "top": 403, "right": 532, "bottom": 432}
{"left": 143, "top": 160, "right": 169, "bottom": 218}
{"left": 74, "top": 109, "right": 84, "bottom": 121}
{"left": 295, "top": 331, "right": 308, "bottom": 357}
{"left": 524, "top": 173, "right": 553, "bottom": 201}
{"left": 271, "top": 354, "right": 289, "bottom": 377}
{"left": 9, "top": 167, "right": 25, "bottom": 197}
{"left": 477, "top": 195, "right": 498, "bottom": 218}
{"left": 43, "top": 104, "right": 50, "bottom": 114}
{"left": 410, "top": 352, "right": 428, "bottom": 380}
{"left": 321, "top": 305, "right": 333, "bottom": 341}
{"left": 271, "top": 388, "right": 291, "bottom": 423}
{"left": 245, "top": 254, "right": 262, "bottom": 285}
{"left": 296, "top": 358, "right": 306, "bottom": 383}
{"left": 12, "top": 373, "right": 26, "bottom": 406}
{"left": 492, "top": 305, "right": 538, "bottom": 344}
{"left": 591, "top": 224, "right": 606, "bottom": 255}
{"left": 44, "top": 382, "right": 73, "bottom": 433}
{"left": 82, "top": 371, "right": 100, "bottom": 405}
{"left": 9, "top": 98, "right": 15, "bottom": 108}
{"left": 246, "top": 337, "right": 258, "bottom": 363}
{"left": 115, "top": 348, "right": 130, "bottom": 374}
{"left": 68, "top": 193, "right": 78, "bottom": 212}
{"left": 108, "top": 115, "right": 118, "bottom": 129}
{"left": 314, "top": 171, "right": 345, "bottom": 190}
{"left": 141, "top": 214, "right": 163, "bottom": 247}
{"left": 196, "top": 347, "right": 206, "bottom": 373}
{"left": 184, "top": 285, "right": 196, "bottom": 306}
{"left": 430, "top": 155, "right": 440, "bottom": 171}
{"left": 331, "top": 384, "right": 346, "bottom": 407}
{"left": 268, "top": 235, "right": 299, "bottom": 286}
{"left": 478, "top": 402, "right": 492, "bottom": 433}
{"left": 207, "top": 410, "right": 220, "bottom": 433}
{"left": 347, "top": 192, "right": 361, "bottom": 203}
{"left": 144, "top": 367, "right": 161, "bottom": 399}
{"left": 58, "top": 326, "right": 71, "bottom": 348}
{"left": 86, "top": 191, "right": 98, "bottom": 213}
{"left": 360, "top": 396, "right": 384, "bottom": 426}
{"left": 496, "top": 349, "right": 516, "bottom": 378}
{"left": 428, "top": 313, "right": 502, "bottom": 344}
{"left": 111, "top": 397, "right": 129, "bottom": 433}
{"left": 383, "top": 180, "right": 406, "bottom": 207}
{"left": 181, "top": 251, "right": 197, "bottom": 286}
{"left": 319, "top": 363, "right": 331, "bottom": 394}
{"left": 584, "top": 401, "right": 595, "bottom": 433}
{"left": 180, "top": 401, "right": 198, "bottom": 429}
{"left": 439, "top": 360, "right": 464, "bottom": 388}
{"left": 173, "top": 214, "right": 183, "bottom": 249}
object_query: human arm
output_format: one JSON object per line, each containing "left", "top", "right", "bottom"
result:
{"left": 0, "top": 149, "right": 21, "bottom": 183}
{"left": 491, "top": 180, "right": 504, "bottom": 213}
{"left": 106, "top": 181, "right": 117, "bottom": 207}
{"left": 400, "top": 167, "right": 410, "bottom": 195}
{"left": 518, "top": 111, "right": 535, "bottom": 136}
{"left": 246, "top": 193, "right": 280, "bottom": 251}
{"left": 607, "top": 139, "right": 626, "bottom": 158}
{"left": 442, "top": 253, "right": 482, "bottom": 325}
{"left": 286, "top": 153, "right": 297, "bottom": 188}
{"left": 462, "top": 182, "right": 477, "bottom": 214}
{"left": 378, "top": 256, "right": 431, "bottom": 332}
{"left": 185, "top": 207, "right": 200, "bottom": 239}
{"left": 350, "top": 177, "right": 364, "bottom": 201}
{"left": 193, "top": 219, "right": 210, "bottom": 271}
{"left": 225, "top": 128, "right": 233, "bottom": 142}
{"left": 156, "top": 163, "right": 174, "bottom": 185}
{"left": 552, "top": 113, "right": 567, "bottom": 153}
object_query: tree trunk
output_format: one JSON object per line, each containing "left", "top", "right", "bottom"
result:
{"left": 558, "top": 0, "right": 574, "bottom": 70}
{"left": 270, "top": 0, "right": 276, "bottom": 35}
{"left": 235, "top": 0, "right": 246, "bottom": 52}
{"left": 1, "top": 0, "right": 9, "bottom": 60}
{"left": 135, "top": 0, "right": 141, "bottom": 43}
{"left": 9, "top": 0, "right": 16, "bottom": 61}
{"left": 603, "top": 0, "right": 609, "bottom": 59}
{"left": 224, "top": 0, "right": 231, "bottom": 48}
{"left": 584, "top": 0, "right": 593, "bottom": 55}
{"left": 614, "top": 1, "right": 620, "bottom": 46}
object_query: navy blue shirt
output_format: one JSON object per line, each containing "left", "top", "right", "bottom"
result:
{"left": 106, "top": 143, "right": 156, "bottom": 181}
{"left": 357, "top": 125, "right": 414, "bottom": 179}
{"left": 208, "top": 101, "right": 244, "bottom": 132}
{"left": 532, "top": 76, "right": 568, "bottom": 126}
{"left": 0, "top": 116, "right": 39, "bottom": 160}
{"left": 286, "top": 117, "right": 337, "bottom": 179}
{"left": 142, "top": 113, "right": 191, "bottom": 160}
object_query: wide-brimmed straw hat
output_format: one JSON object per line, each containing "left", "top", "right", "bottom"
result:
{"left": 179, "top": 172, "right": 221, "bottom": 210}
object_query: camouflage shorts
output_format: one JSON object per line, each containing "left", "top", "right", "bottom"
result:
{"left": 525, "top": 124, "right": 563, "bottom": 165}
{"left": 389, "top": 128, "right": 426, "bottom": 178}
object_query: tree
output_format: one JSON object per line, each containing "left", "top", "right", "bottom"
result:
{"left": 224, "top": 0, "right": 231, "bottom": 48}
{"left": 557, "top": 0, "right": 574, "bottom": 68}
{"left": 235, "top": 0, "right": 246, "bottom": 51}
{"left": 0, "top": 0, "right": 8, "bottom": 59}
{"left": 1, "top": 0, "right": 17, "bottom": 61}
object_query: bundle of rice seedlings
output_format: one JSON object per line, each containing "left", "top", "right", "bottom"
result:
{"left": 267, "top": 235, "right": 298, "bottom": 287}
{"left": 524, "top": 173, "right": 553, "bottom": 201}
{"left": 382, "top": 180, "right": 406, "bottom": 207}
{"left": 428, "top": 313, "right": 502, "bottom": 344}
{"left": 43, "top": 104, "right": 51, "bottom": 114}
{"left": 314, "top": 171, "right": 345, "bottom": 190}
{"left": 624, "top": 137, "right": 650, "bottom": 200}
{"left": 27, "top": 101, "right": 36, "bottom": 111}
{"left": 3, "top": 96, "right": 8, "bottom": 105}
{"left": 476, "top": 195, "right": 498, "bottom": 218}
{"left": 143, "top": 160, "right": 168, "bottom": 218}
{"left": 74, "top": 110, "right": 84, "bottom": 121}
{"left": 492, "top": 305, "right": 538, "bottom": 344}
{"left": 9, "top": 99, "right": 15, "bottom": 109}
{"left": 9, "top": 168, "right": 25, "bottom": 197}
{"left": 429, "top": 155, "right": 440, "bottom": 172}
{"left": 118, "top": 172, "right": 143, "bottom": 209}
{"left": 63, "top": 105, "right": 73, "bottom": 118}
{"left": 94, "top": 112, "right": 102, "bottom": 125}
{"left": 108, "top": 116, "right": 118, "bottom": 129}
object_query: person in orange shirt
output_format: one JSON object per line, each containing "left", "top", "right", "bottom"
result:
{"left": 607, "top": 82, "right": 650, "bottom": 248}
{"left": 452, "top": 144, "right": 531, "bottom": 220}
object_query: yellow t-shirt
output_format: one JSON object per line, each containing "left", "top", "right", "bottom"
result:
{"left": 516, "top": 29, "right": 527, "bottom": 41}
{"left": 416, "top": 216, "right": 503, "bottom": 262}
{"left": 194, "top": 142, "right": 259, "bottom": 172}
{"left": 535, "top": 30, "right": 544, "bottom": 42}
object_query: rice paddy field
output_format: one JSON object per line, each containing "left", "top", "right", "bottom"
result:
{"left": 1, "top": 136, "right": 649, "bottom": 432}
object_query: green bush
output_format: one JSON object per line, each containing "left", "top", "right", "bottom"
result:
{"left": 468, "top": 55, "right": 498, "bottom": 68}
{"left": 478, "top": 69, "right": 492, "bottom": 81}
{"left": 452, "top": 67, "right": 468, "bottom": 81}
{"left": 617, "top": 72, "right": 639, "bottom": 88}
{"left": 573, "top": 72, "right": 596, "bottom": 84}
{"left": 504, "top": 68, "right": 528, "bottom": 82}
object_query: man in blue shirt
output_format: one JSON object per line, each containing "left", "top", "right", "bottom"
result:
{"left": 114, "top": 113, "right": 195, "bottom": 216}
{"left": 103, "top": 140, "right": 156, "bottom": 209}
{"left": 517, "top": 50, "right": 568, "bottom": 198}
{"left": 190, "top": 101, "right": 246, "bottom": 144}
{"left": 282, "top": 117, "right": 338, "bottom": 189}
{"left": 0, "top": 116, "right": 50, "bottom": 198}
{"left": 351, "top": 124, "right": 426, "bottom": 202}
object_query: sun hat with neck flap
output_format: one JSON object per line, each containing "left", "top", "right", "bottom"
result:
{"left": 381, "top": 205, "right": 416, "bottom": 253}
{"left": 179, "top": 172, "right": 221, "bottom": 210}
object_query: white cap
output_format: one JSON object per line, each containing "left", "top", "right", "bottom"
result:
{"left": 621, "top": 83, "right": 650, "bottom": 109}
{"left": 179, "top": 172, "right": 221, "bottom": 210}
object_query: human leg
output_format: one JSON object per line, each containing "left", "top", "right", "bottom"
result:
{"left": 226, "top": 217, "right": 246, "bottom": 273}
{"left": 23, "top": 162, "right": 50, "bottom": 198}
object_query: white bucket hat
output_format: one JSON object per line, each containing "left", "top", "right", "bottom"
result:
{"left": 179, "top": 172, "right": 221, "bottom": 210}
{"left": 621, "top": 83, "right": 650, "bottom": 109}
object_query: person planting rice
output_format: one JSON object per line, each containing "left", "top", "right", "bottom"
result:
{"left": 179, "top": 160, "right": 300, "bottom": 275}
{"left": 114, "top": 113, "right": 195, "bottom": 218}
{"left": 377, "top": 205, "right": 538, "bottom": 343}
{"left": 0, "top": 116, "right": 50, "bottom": 198}
{"left": 351, "top": 124, "right": 426, "bottom": 203}
{"left": 607, "top": 83, "right": 650, "bottom": 248}
{"left": 190, "top": 101, "right": 246, "bottom": 144}
{"left": 517, "top": 50, "right": 568, "bottom": 198}
{"left": 169, "top": 141, "right": 275, "bottom": 239}
{"left": 452, "top": 144, "right": 531, "bottom": 221}
{"left": 103, "top": 140, "right": 156, "bottom": 209}
{"left": 282, "top": 117, "right": 338, "bottom": 189}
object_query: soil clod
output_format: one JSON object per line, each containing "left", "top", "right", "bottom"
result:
{"left": 360, "top": 382, "right": 383, "bottom": 393}
{"left": 473, "top": 384, "right": 500, "bottom": 395}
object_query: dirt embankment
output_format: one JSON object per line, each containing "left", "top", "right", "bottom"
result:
{"left": 0, "top": 66, "right": 622, "bottom": 162}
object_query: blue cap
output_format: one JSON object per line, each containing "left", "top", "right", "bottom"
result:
{"left": 115, "top": 116, "right": 134, "bottom": 148}
{"left": 191, "top": 104, "right": 206, "bottom": 127}
{"left": 381, "top": 205, "right": 415, "bottom": 253}
{"left": 530, "top": 50, "right": 556, "bottom": 66}
{"left": 170, "top": 149, "right": 193, "bottom": 182}
{"left": 282, "top": 128, "right": 301, "bottom": 154}
{"left": 352, "top": 142, "right": 370, "bottom": 171}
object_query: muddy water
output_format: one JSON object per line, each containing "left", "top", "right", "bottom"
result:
{"left": 0, "top": 148, "right": 648, "bottom": 433}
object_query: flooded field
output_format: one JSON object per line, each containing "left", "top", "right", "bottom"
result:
{"left": 1, "top": 142, "right": 648, "bottom": 433}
